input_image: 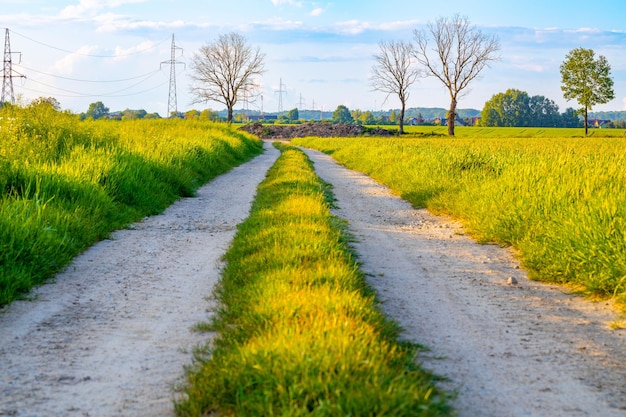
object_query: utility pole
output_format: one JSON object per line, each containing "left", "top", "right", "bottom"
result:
{"left": 161, "top": 34, "right": 184, "bottom": 118}
{"left": 1, "top": 28, "right": 25, "bottom": 106}
{"left": 275, "top": 78, "right": 286, "bottom": 113}
{"left": 297, "top": 92, "right": 305, "bottom": 110}
{"left": 260, "top": 94, "right": 264, "bottom": 116}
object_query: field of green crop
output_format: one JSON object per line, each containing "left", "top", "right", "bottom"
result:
{"left": 0, "top": 102, "right": 263, "bottom": 307}
{"left": 397, "top": 125, "right": 626, "bottom": 138}
{"left": 293, "top": 134, "right": 626, "bottom": 310}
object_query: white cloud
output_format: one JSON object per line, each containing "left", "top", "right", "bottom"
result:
{"left": 378, "top": 19, "right": 420, "bottom": 31}
{"left": 271, "top": 0, "right": 301, "bottom": 5}
{"left": 59, "top": 0, "right": 146, "bottom": 19}
{"left": 51, "top": 45, "right": 100, "bottom": 74}
{"left": 333, "top": 20, "right": 371, "bottom": 35}
{"left": 113, "top": 40, "right": 158, "bottom": 61}
{"left": 251, "top": 17, "right": 304, "bottom": 31}
{"left": 309, "top": 7, "right": 324, "bottom": 17}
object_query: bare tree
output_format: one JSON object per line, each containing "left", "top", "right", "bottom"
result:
{"left": 189, "top": 32, "right": 265, "bottom": 123}
{"left": 371, "top": 40, "right": 419, "bottom": 134}
{"left": 413, "top": 14, "right": 500, "bottom": 136}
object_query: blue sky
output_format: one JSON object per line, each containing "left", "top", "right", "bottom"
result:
{"left": 2, "top": 0, "right": 626, "bottom": 116}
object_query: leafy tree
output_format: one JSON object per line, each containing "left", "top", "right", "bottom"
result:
{"left": 184, "top": 110, "right": 200, "bottom": 119}
{"left": 286, "top": 108, "right": 299, "bottom": 122}
{"left": 332, "top": 105, "right": 353, "bottom": 124}
{"left": 30, "top": 97, "right": 61, "bottom": 111}
{"left": 560, "top": 47, "right": 614, "bottom": 136}
{"left": 528, "top": 96, "right": 560, "bottom": 127}
{"left": 189, "top": 32, "right": 265, "bottom": 123}
{"left": 359, "top": 111, "right": 374, "bottom": 125}
{"left": 134, "top": 109, "right": 147, "bottom": 119}
{"left": 122, "top": 109, "right": 147, "bottom": 120}
{"left": 413, "top": 14, "right": 500, "bottom": 136}
{"left": 371, "top": 40, "right": 419, "bottom": 134}
{"left": 85, "top": 101, "right": 109, "bottom": 120}
{"left": 481, "top": 89, "right": 561, "bottom": 127}
{"left": 199, "top": 109, "right": 220, "bottom": 121}
{"left": 389, "top": 109, "right": 397, "bottom": 124}
{"left": 561, "top": 107, "right": 580, "bottom": 128}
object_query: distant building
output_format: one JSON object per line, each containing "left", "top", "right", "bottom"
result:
{"left": 103, "top": 111, "right": 123, "bottom": 120}
{"left": 587, "top": 118, "right": 611, "bottom": 128}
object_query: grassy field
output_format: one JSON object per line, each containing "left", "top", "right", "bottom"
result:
{"left": 393, "top": 125, "right": 626, "bottom": 138}
{"left": 292, "top": 134, "right": 626, "bottom": 311}
{"left": 0, "top": 102, "right": 263, "bottom": 307}
{"left": 176, "top": 144, "right": 451, "bottom": 416}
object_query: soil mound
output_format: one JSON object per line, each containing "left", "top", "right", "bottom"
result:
{"left": 239, "top": 122, "right": 395, "bottom": 139}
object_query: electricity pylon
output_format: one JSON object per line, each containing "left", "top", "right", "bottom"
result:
{"left": 161, "top": 34, "right": 184, "bottom": 117}
{"left": 275, "top": 78, "right": 286, "bottom": 113}
{"left": 1, "top": 28, "right": 25, "bottom": 105}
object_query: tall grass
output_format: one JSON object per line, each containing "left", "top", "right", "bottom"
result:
{"left": 292, "top": 136, "right": 626, "bottom": 310}
{"left": 0, "top": 102, "right": 263, "bottom": 306}
{"left": 176, "top": 144, "right": 451, "bottom": 416}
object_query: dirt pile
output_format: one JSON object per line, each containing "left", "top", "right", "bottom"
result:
{"left": 239, "top": 122, "right": 395, "bottom": 139}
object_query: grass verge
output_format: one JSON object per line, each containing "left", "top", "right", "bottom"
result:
{"left": 0, "top": 102, "right": 263, "bottom": 307}
{"left": 176, "top": 144, "right": 451, "bottom": 416}
{"left": 292, "top": 136, "right": 626, "bottom": 312}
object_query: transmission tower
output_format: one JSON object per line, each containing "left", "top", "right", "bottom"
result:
{"left": 1, "top": 28, "right": 25, "bottom": 105}
{"left": 297, "top": 92, "right": 305, "bottom": 110}
{"left": 161, "top": 34, "right": 184, "bottom": 117}
{"left": 275, "top": 78, "right": 286, "bottom": 113}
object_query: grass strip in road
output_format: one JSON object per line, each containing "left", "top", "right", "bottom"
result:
{"left": 176, "top": 144, "right": 451, "bottom": 416}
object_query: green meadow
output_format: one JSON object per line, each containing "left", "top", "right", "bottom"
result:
{"left": 0, "top": 102, "right": 263, "bottom": 306}
{"left": 292, "top": 133, "right": 626, "bottom": 310}
{"left": 177, "top": 144, "right": 450, "bottom": 416}
{"left": 398, "top": 125, "right": 626, "bottom": 138}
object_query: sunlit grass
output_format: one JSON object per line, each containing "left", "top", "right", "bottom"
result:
{"left": 176, "top": 144, "right": 451, "bottom": 416}
{"left": 0, "top": 102, "right": 263, "bottom": 306}
{"left": 293, "top": 135, "right": 626, "bottom": 312}
{"left": 398, "top": 125, "right": 626, "bottom": 138}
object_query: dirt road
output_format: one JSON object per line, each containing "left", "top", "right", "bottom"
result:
{"left": 302, "top": 147, "right": 626, "bottom": 417}
{"left": 1, "top": 141, "right": 624, "bottom": 417}
{"left": 0, "top": 142, "right": 280, "bottom": 417}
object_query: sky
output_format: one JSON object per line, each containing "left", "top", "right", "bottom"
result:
{"left": 2, "top": 0, "right": 626, "bottom": 116}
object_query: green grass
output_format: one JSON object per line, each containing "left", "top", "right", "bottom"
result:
{"left": 176, "top": 144, "right": 451, "bottom": 417}
{"left": 292, "top": 135, "right": 626, "bottom": 311}
{"left": 0, "top": 102, "right": 263, "bottom": 307}
{"left": 379, "top": 125, "right": 626, "bottom": 138}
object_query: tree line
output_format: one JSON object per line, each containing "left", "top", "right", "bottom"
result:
{"left": 78, "top": 26, "right": 615, "bottom": 138}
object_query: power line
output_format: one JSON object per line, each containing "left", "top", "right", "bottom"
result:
{"left": 4, "top": 27, "right": 175, "bottom": 112}
{"left": 24, "top": 70, "right": 163, "bottom": 98}
{"left": 14, "top": 64, "right": 161, "bottom": 83}
{"left": 19, "top": 81, "right": 168, "bottom": 99}
{"left": 8, "top": 28, "right": 168, "bottom": 58}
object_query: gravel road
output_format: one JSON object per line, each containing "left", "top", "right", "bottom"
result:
{"left": 1, "top": 141, "right": 624, "bottom": 417}
{"left": 302, "top": 147, "right": 626, "bottom": 417}
{"left": 0, "top": 142, "right": 280, "bottom": 417}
